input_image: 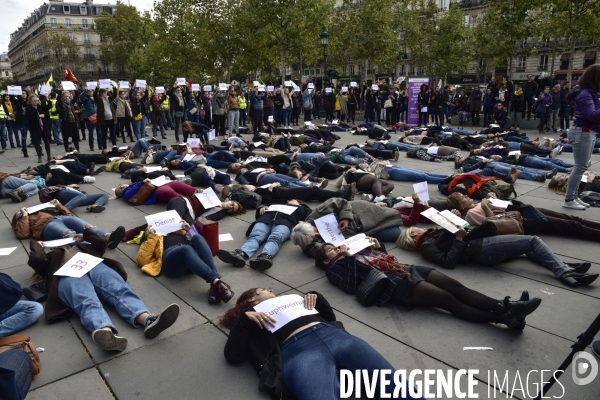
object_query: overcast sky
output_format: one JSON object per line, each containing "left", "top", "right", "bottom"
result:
{"left": 0, "top": 0, "right": 155, "bottom": 54}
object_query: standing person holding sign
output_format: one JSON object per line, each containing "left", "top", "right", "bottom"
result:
{"left": 55, "top": 89, "right": 80, "bottom": 153}
{"left": 93, "top": 83, "right": 118, "bottom": 149}
{"left": 168, "top": 82, "right": 189, "bottom": 142}
{"left": 217, "top": 200, "right": 311, "bottom": 271}
{"left": 136, "top": 219, "right": 234, "bottom": 304}
{"left": 220, "top": 289, "right": 422, "bottom": 400}
{"left": 27, "top": 228, "right": 180, "bottom": 351}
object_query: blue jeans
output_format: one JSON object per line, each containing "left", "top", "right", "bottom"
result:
{"left": 206, "top": 150, "right": 237, "bottom": 169}
{"left": 6, "top": 120, "right": 19, "bottom": 147}
{"left": 55, "top": 190, "right": 109, "bottom": 211}
{"left": 280, "top": 323, "right": 422, "bottom": 400}
{"left": 447, "top": 128, "right": 472, "bottom": 135}
{"left": 295, "top": 152, "right": 320, "bottom": 161}
{"left": 565, "top": 126, "right": 597, "bottom": 201}
{"left": 130, "top": 138, "right": 151, "bottom": 157}
{"left": 0, "top": 349, "right": 33, "bottom": 398}
{"left": 19, "top": 123, "right": 28, "bottom": 150}
{"left": 374, "top": 142, "right": 418, "bottom": 152}
{"left": 503, "top": 135, "right": 530, "bottom": 143}
{"left": 260, "top": 174, "right": 309, "bottom": 188}
{"left": 164, "top": 110, "right": 174, "bottom": 128}
{"left": 41, "top": 215, "right": 107, "bottom": 240}
{"left": 0, "top": 300, "right": 44, "bottom": 337}
{"left": 479, "top": 235, "right": 570, "bottom": 278}
{"left": 385, "top": 166, "right": 448, "bottom": 183}
{"left": 0, "top": 121, "right": 6, "bottom": 149}
{"left": 58, "top": 262, "right": 148, "bottom": 333}
{"left": 283, "top": 108, "right": 292, "bottom": 126}
{"left": 132, "top": 118, "right": 143, "bottom": 140}
{"left": 155, "top": 150, "right": 178, "bottom": 163}
{"left": 141, "top": 115, "right": 148, "bottom": 137}
{"left": 85, "top": 118, "right": 102, "bottom": 150}
{"left": 162, "top": 234, "right": 221, "bottom": 283}
{"left": 240, "top": 109, "right": 247, "bottom": 126}
{"left": 1, "top": 177, "right": 39, "bottom": 198}
{"left": 227, "top": 137, "right": 245, "bottom": 147}
{"left": 51, "top": 119, "right": 62, "bottom": 143}
{"left": 228, "top": 110, "right": 239, "bottom": 136}
{"left": 372, "top": 226, "right": 402, "bottom": 242}
{"left": 523, "top": 156, "right": 573, "bottom": 172}
{"left": 559, "top": 106, "right": 570, "bottom": 130}
{"left": 241, "top": 222, "right": 291, "bottom": 258}
{"left": 152, "top": 116, "right": 165, "bottom": 138}
{"left": 488, "top": 161, "right": 545, "bottom": 181}
{"left": 342, "top": 147, "right": 368, "bottom": 164}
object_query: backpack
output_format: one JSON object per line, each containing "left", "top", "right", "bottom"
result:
{"left": 230, "top": 190, "right": 262, "bottom": 209}
{"left": 482, "top": 180, "right": 517, "bottom": 200}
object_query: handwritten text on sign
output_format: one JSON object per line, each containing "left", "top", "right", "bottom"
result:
{"left": 187, "top": 138, "right": 200, "bottom": 148}
{"left": 195, "top": 187, "right": 221, "bottom": 209}
{"left": 145, "top": 210, "right": 182, "bottom": 236}
{"left": 314, "top": 213, "right": 345, "bottom": 244}
{"left": 54, "top": 252, "right": 104, "bottom": 278}
{"left": 253, "top": 294, "right": 318, "bottom": 332}
{"left": 413, "top": 181, "right": 430, "bottom": 202}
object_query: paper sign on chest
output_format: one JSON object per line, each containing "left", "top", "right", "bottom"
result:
{"left": 145, "top": 210, "right": 183, "bottom": 236}
{"left": 253, "top": 294, "right": 318, "bottom": 332}
{"left": 314, "top": 213, "right": 345, "bottom": 244}
{"left": 195, "top": 187, "right": 221, "bottom": 209}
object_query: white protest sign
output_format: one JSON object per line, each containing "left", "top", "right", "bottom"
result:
{"left": 209, "top": 129, "right": 216, "bottom": 141}
{"left": 413, "top": 181, "right": 430, "bottom": 202}
{"left": 508, "top": 151, "right": 521, "bottom": 156}
{"left": 489, "top": 198, "right": 511, "bottom": 209}
{"left": 582, "top": 175, "right": 589, "bottom": 183}
{"left": 250, "top": 168, "right": 267, "bottom": 173}
{"left": 426, "top": 147, "right": 439, "bottom": 155}
{"left": 253, "top": 81, "right": 260, "bottom": 86}
{"left": 219, "top": 233, "right": 234, "bottom": 242}
{"left": 145, "top": 210, "right": 183, "bottom": 236}
{"left": 203, "top": 85, "right": 212, "bottom": 92}
{"left": 119, "top": 81, "right": 130, "bottom": 89}
{"left": 337, "top": 233, "right": 374, "bottom": 255}
{"left": 341, "top": 87, "right": 348, "bottom": 93}
{"left": 50, "top": 165, "right": 70, "bottom": 173}
{"left": 332, "top": 119, "right": 339, "bottom": 124}
{"left": 253, "top": 294, "right": 318, "bottom": 332}
{"left": 325, "top": 88, "right": 332, "bottom": 93}
{"left": 98, "top": 79, "right": 112, "bottom": 89}
{"left": 191, "top": 84, "right": 200, "bottom": 91}
{"left": 143, "top": 166, "right": 163, "bottom": 173}
{"left": 118, "top": 146, "right": 128, "bottom": 150}
{"left": 176, "top": 78, "right": 186, "bottom": 86}
{"left": 26, "top": 202, "right": 55, "bottom": 214}
{"left": 155, "top": 86, "right": 165, "bottom": 94}
{"left": 439, "top": 210, "right": 469, "bottom": 228}
{"left": 253, "top": 142, "right": 265, "bottom": 147}
{"left": 135, "top": 79, "right": 147, "bottom": 89}
{"left": 183, "top": 153, "right": 195, "bottom": 162}
{"left": 38, "top": 238, "right": 75, "bottom": 248}
{"left": 7, "top": 86, "right": 22, "bottom": 95}
{"left": 268, "top": 115, "right": 274, "bottom": 122}
{"left": 258, "top": 85, "right": 265, "bottom": 92}
{"left": 187, "top": 138, "right": 200, "bottom": 148}
{"left": 304, "top": 121, "right": 312, "bottom": 126}
{"left": 150, "top": 176, "right": 171, "bottom": 187}
{"left": 195, "top": 187, "right": 221, "bottom": 209}
{"left": 421, "top": 107, "right": 428, "bottom": 113}
{"left": 308, "top": 83, "right": 314, "bottom": 89}
{"left": 284, "top": 81, "right": 293, "bottom": 87}
{"left": 266, "top": 205, "right": 297, "bottom": 215}
{"left": 371, "top": 84, "right": 379, "bottom": 90}
{"left": 314, "top": 213, "right": 345, "bottom": 244}
{"left": 54, "top": 252, "right": 104, "bottom": 278}
{"left": 86, "top": 82, "right": 97, "bottom": 90}
{"left": 108, "top": 157, "right": 121, "bottom": 161}
{"left": 0, "top": 247, "right": 17, "bottom": 256}
{"left": 267, "top": 85, "right": 275, "bottom": 92}
{"left": 350, "top": 81, "right": 358, "bottom": 87}
{"left": 40, "top": 85, "right": 52, "bottom": 95}
{"left": 218, "top": 83, "right": 228, "bottom": 91}
{"left": 61, "top": 81, "right": 76, "bottom": 91}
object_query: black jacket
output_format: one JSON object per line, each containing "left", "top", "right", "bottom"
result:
{"left": 246, "top": 204, "right": 311, "bottom": 236}
{"left": 0, "top": 272, "right": 23, "bottom": 315}
{"left": 419, "top": 228, "right": 477, "bottom": 269}
{"left": 25, "top": 104, "right": 47, "bottom": 135}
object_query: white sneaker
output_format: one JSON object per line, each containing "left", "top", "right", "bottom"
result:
{"left": 550, "top": 147, "right": 560, "bottom": 158}
{"left": 83, "top": 176, "right": 95, "bottom": 183}
{"left": 360, "top": 193, "right": 373, "bottom": 202}
{"left": 576, "top": 197, "right": 591, "bottom": 208}
{"left": 374, "top": 195, "right": 386, "bottom": 202}
{"left": 563, "top": 200, "right": 586, "bottom": 210}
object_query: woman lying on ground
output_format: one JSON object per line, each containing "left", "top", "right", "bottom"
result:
{"left": 239, "top": 181, "right": 355, "bottom": 205}
{"left": 406, "top": 147, "right": 462, "bottom": 163}
{"left": 115, "top": 179, "right": 201, "bottom": 205}
{"left": 315, "top": 241, "right": 541, "bottom": 330}
{"left": 136, "top": 221, "right": 233, "bottom": 304}
{"left": 342, "top": 167, "right": 394, "bottom": 202}
{"left": 38, "top": 185, "right": 109, "bottom": 213}
{"left": 221, "top": 289, "right": 423, "bottom": 400}
{"left": 167, "top": 196, "right": 245, "bottom": 225}
{"left": 1, "top": 174, "right": 45, "bottom": 203}
{"left": 548, "top": 172, "right": 600, "bottom": 206}
{"left": 362, "top": 160, "right": 450, "bottom": 184}
{"left": 27, "top": 228, "right": 179, "bottom": 352}
{"left": 396, "top": 224, "right": 598, "bottom": 288}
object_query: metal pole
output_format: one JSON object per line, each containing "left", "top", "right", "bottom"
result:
{"left": 324, "top": 47, "right": 328, "bottom": 88}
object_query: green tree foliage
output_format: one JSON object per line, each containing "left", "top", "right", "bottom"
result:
{"left": 26, "top": 32, "right": 82, "bottom": 81}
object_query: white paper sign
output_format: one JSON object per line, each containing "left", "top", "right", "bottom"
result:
{"left": 203, "top": 85, "right": 212, "bottom": 92}
{"left": 209, "top": 129, "right": 216, "bottom": 141}
{"left": 426, "top": 147, "right": 439, "bottom": 155}
{"left": 40, "top": 85, "right": 52, "bottom": 95}
{"left": 98, "top": 79, "right": 112, "bottom": 89}
{"left": 176, "top": 78, "right": 186, "bottom": 86}
{"left": 86, "top": 82, "right": 97, "bottom": 90}
{"left": 421, "top": 107, "right": 428, "bottom": 113}
{"left": 118, "top": 146, "right": 128, "bottom": 151}
{"left": 195, "top": 187, "right": 221, "bottom": 209}
{"left": 266, "top": 205, "right": 297, "bottom": 215}
{"left": 155, "top": 86, "right": 165, "bottom": 94}
{"left": 253, "top": 81, "right": 260, "bottom": 86}
{"left": 143, "top": 166, "right": 163, "bottom": 173}
{"left": 258, "top": 85, "right": 265, "bottom": 92}
{"left": 439, "top": 210, "right": 469, "bottom": 228}
{"left": 371, "top": 84, "right": 379, "bottom": 90}
{"left": 325, "top": 88, "right": 332, "bottom": 93}
{"left": 150, "top": 176, "right": 171, "bottom": 187}
{"left": 61, "top": 81, "right": 76, "bottom": 91}
{"left": 145, "top": 210, "right": 183, "bottom": 236}
{"left": 183, "top": 153, "right": 195, "bottom": 162}
{"left": 7, "top": 86, "right": 22, "bottom": 95}
{"left": 0, "top": 247, "right": 17, "bottom": 256}
{"left": 38, "top": 238, "right": 75, "bottom": 248}
{"left": 337, "top": 233, "right": 374, "bottom": 255}
{"left": 135, "top": 79, "right": 147, "bottom": 89}
{"left": 284, "top": 81, "right": 293, "bottom": 87}
{"left": 582, "top": 175, "right": 589, "bottom": 183}
{"left": 332, "top": 119, "right": 339, "bottom": 124}
{"left": 26, "top": 202, "right": 55, "bottom": 214}
{"left": 304, "top": 121, "right": 312, "bottom": 126}
{"left": 508, "top": 151, "right": 521, "bottom": 156}
{"left": 219, "top": 233, "right": 234, "bottom": 242}
{"left": 314, "top": 213, "right": 345, "bottom": 244}
{"left": 253, "top": 294, "right": 318, "bottom": 332}
{"left": 253, "top": 142, "right": 265, "bottom": 147}
{"left": 268, "top": 115, "right": 274, "bottom": 122}
{"left": 350, "top": 81, "right": 358, "bottom": 87}
{"left": 250, "top": 168, "right": 267, "bottom": 173}
{"left": 218, "top": 83, "right": 228, "bottom": 91}
{"left": 54, "top": 252, "right": 104, "bottom": 278}
{"left": 267, "top": 85, "right": 275, "bottom": 92}
{"left": 489, "top": 198, "right": 511, "bottom": 209}
{"left": 191, "top": 84, "right": 200, "bottom": 91}
{"left": 308, "top": 83, "right": 314, "bottom": 89}
{"left": 341, "top": 87, "right": 348, "bottom": 93}
{"left": 50, "top": 165, "right": 70, "bottom": 172}
{"left": 108, "top": 157, "right": 121, "bottom": 161}
{"left": 187, "top": 138, "right": 200, "bottom": 148}
{"left": 413, "top": 181, "right": 430, "bottom": 202}
{"left": 119, "top": 81, "right": 130, "bottom": 89}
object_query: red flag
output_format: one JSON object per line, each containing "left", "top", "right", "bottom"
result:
{"left": 187, "top": 78, "right": 193, "bottom": 89}
{"left": 64, "top": 68, "right": 79, "bottom": 83}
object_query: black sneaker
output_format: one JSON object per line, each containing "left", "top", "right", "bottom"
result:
{"left": 91, "top": 165, "right": 106, "bottom": 176}
{"left": 216, "top": 249, "right": 247, "bottom": 268}
{"left": 89, "top": 162, "right": 96, "bottom": 174}
{"left": 6, "top": 190, "right": 22, "bottom": 203}
{"left": 501, "top": 296, "right": 542, "bottom": 328}
{"left": 107, "top": 226, "right": 126, "bottom": 249}
{"left": 545, "top": 168, "right": 558, "bottom": 179}
{"left": 92, "top": 329, "right": 128, "bottom": 352}
{"left": 249, "top": 253, "right": 274, "bottom": 271}
{"left": 143, "top": 303, "right": 179, "bottom": 339}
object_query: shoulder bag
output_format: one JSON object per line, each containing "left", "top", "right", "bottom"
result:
{"left": 485, "top": 211, "right": 524, "bottom": 235}
{"left": 128, "top": 182, "right": 155, "bottom": 205}
{"left": 355, "top": 269, "right": 390, "bottom": 307}
{"left": 0, "top": 334, "right": 41, "bottom": 379}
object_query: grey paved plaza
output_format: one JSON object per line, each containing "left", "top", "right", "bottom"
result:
{"left": 1, "top": 121, "right": 599, "bottom": 399}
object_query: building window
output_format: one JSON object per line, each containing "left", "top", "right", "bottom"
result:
{"left": 85, "top": 48, "right": 92, "bottom": 56}
{"left": 80, "top": 6, "right": 87, "bottom": 14}
{"left": 50, "top": 18, "right": 57, "bottom": 28}
{"left": 409, "top": 64, "right": 415, "bottom": 75}
{"left": 584, "top": 52, "right": 597, "bottom": 69}
{"left": 68, "top": 32, "right": 74, "bottom": 41}
{"left": 517, "top": 56, "right": 526, "bottom": 72}
{"left": 63, "top": 6, "right": 70, "bottom": 14}
{"left": 539, "top": 55, "right": 548, "bottom": 71}
{"left": 5, "top": 71, "right": 8, "bottom": 77}
{"left": 310, "top": 69, "right": 315, "bottom": 75}
{"left": 104, "top": 62, "right": 109, "bottom": 74}
{"left": 464, "top": 15, "right": 470, "bottom": 25}
{"left": 84, "top": 33, "right": 90, "bottom": 43}
{"left": 304, "top": 69, "right": 309, "bottom": 75}
{"left": 88, "top": 63, "right": 94, "bottom": 75}
{"left": 316, "top": 69, "right": 320, "bottom": 75}
{"left": 66, "top": 18, "right": 72, "bottom": 28}
{"left": 82, "top": 19, "right": 88, "bottom": 28}
{"left": 400, "top": 64, "right": 406, "bottom": 75}
{"left": 439, "top": 0, "right": 446, "bottom": 9}
{"left": 96, "top": 7, "right": 104, "bottom": 14}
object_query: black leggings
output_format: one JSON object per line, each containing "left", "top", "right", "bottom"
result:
{"left": 519, "top": 143, "right": 551, "bottom": 157}
{"left": 32, "top": 132, "right": 51, "bottom": 159}
{"left": 273, "top": 186, "right": 341, "bottom": 203}
{"left": 319, "top": 163, "right": 347, "bottom": 179}
{"left": 361, "top": 147, "right": 394, "bottom": 159}
{"left": 412, "top": 270, "right": 502, "bottom": 323}
{"left": 355, "top": 175, "right": 394, "bottom": 197}
{"left": 167, "top": 197, "right": 195, "bottom": 225}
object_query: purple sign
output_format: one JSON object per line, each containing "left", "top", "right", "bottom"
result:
{"left": 407, "top": 77, "right": 429, "bottom": 125}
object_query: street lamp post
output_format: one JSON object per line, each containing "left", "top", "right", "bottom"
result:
{"left": 320, "top": 27, "right": 329, "bottom": 91}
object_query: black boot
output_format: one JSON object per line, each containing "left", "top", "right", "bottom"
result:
{"left": 22, "top": 148, "right": 28, "bottom": 158}
{"left": 498, "top": 296, "right": 542, "bottom": 328}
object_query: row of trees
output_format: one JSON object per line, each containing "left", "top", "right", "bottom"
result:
{"left": 22, "top": 0, "right": 600, "bottom": 87}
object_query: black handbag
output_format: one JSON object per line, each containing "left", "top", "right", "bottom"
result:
{"left": 22, "top": 281, "right": 48, "bottom": 303}
{"left": 355, "top": 269, "right": 390, "bottom": 307}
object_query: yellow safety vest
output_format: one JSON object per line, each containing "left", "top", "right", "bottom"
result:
{"left": 49, "top": 100, "right": 59, "bottom": 120}
{"left": 238, "top": 96, "right": 247, "bottom": 110}
{"left": 0, "top": 104, "right": 6, "bottom": 120}
{"left": 162, "top": 97, "right": 170, "bottom": 110}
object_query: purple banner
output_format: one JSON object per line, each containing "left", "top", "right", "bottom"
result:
{"left": 407, "top": 77, "right": 429, "bottom": 125}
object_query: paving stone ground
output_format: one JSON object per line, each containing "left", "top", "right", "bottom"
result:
{"left": 1, "top": 118, "right": 599, "bottom": 400}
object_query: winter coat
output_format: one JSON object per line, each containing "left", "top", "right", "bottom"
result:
{"left": 573, "top": 86, "right": 600, "bottom": 132}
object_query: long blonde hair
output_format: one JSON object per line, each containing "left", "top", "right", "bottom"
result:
{"left": 396, "top": 227, "right": 418, "bottom": 252}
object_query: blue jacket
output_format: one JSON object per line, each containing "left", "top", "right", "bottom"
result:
{"left": 573, "top": 86, "right": 600, "bottom": 132}
{"left": 250, "top": 93, "right": 266, "bottom": 110}
{"left": 122, "top": 181, "right": 157, "bottom": 205}
{"left": 0, "top": 272, "right": 22, "bottom": 315}
{"left": 549, "top": 90, "right": 561, "bottom": 110}
{"left": 78, "top": 90, "right": 97, "bottom": 118}
{"left": 483, "top": 93, "right": 495, "bottom": 108}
